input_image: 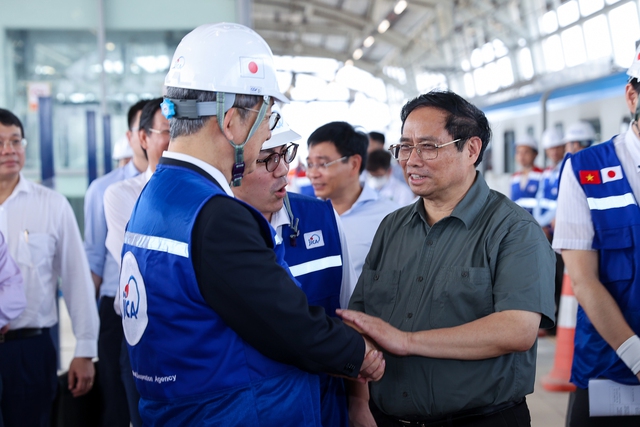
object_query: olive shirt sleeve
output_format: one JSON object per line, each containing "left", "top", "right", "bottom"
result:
{"left": 191, "top": 195, "right": 365, "bottom": 378}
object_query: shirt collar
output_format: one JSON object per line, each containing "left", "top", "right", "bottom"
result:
{"left": 270, "top": 204, "right": 290, "bottom": 231}
{"left": 622, "top": 125, "right": 640, "bottom": 173}
{"left": 123, "top": 160, "right": 140, "bottom": 178}
{"left": 342, "top": 183, "right": 379, "bottom": 215}
{"left": 162, "top": 151, "right": 234, "bottom": 197}
{"left": 405, "top": 171, "right": 489, "bottom": 229}
{"left": 3, "top": 173, "right": 31, "bottom": 205}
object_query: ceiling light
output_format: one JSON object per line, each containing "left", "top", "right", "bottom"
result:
{"left": 363, "top": 36, "right": 375, "bottom": 48}
{"left": 378, "top": 19, "right": 390, "bottom": 33}
{"left": 394, "top": 1, "right": 407, "bottom": 15}
{"left": 353, "top": 48, "right": 363, "bottom": 60}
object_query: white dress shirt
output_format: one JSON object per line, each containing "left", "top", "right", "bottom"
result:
{"left": 270, "top": 201, "right": 358, "bottom": 309}
{"left": 553, "top": 126, "right": 640, "bottom": 251}
{"left": 104, "top": 168, "right": 153, "bottom": 267}
{"left": 0, "top": 230, "right": 25, "bottom": 328}
{"left": 340, "top": 184, "right": 400, "bottom": 279}
{"left": 0, "top": 174, "right": 99, "bottom": 357}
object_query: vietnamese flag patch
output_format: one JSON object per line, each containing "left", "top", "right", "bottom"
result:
{"left": 601, "top": 166, "right": 623, "bottom": 183}
{"left": 579, "top": 170, "right": 601, "bottom": 184}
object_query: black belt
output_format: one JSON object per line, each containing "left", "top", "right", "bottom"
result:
{"left": 0, "top": 328, "right": 45, "bottom": 343}
{"left": 397, "top": 399, "right": 524, "bottom": 427}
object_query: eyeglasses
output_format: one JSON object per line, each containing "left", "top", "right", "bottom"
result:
{"left": 307, "top": 156, "right": 349, "bottom": 170}
{"left": 257, "top": 143, "right": 299, "bottom": 172}
{"left": 389, "top": 139, "right": 461, "bottom": 161}
{"left": 0, "top": 138, "right": 27, "bottom": 151}
{"left": 239, "top": 108, "right": 281, "bottom": 131}
{"left": 148, "top": 128, "right": 170, "bottom": 137}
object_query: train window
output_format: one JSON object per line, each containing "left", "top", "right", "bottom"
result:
{"left": 504, "top": 130, "right": 515, "bottom": 173}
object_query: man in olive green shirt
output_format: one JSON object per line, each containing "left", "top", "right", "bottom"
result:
{"left": 339, "top": 90, "right": 555, "bottom": 427}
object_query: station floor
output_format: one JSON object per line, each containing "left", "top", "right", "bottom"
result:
{"left": 59, "top": 300, "right": 569, "bottom": 426}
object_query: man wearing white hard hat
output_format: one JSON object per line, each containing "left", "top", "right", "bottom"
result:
{"left": 563, "top": 121, "right": 596, "bottom": 154}
{"left": 554, "top": 46, "right": 640, "bottom": 426}
{"left": 533, "top": 128, "right": 566, "bottom": 336}
{"left": 117, "top": 23, "right": 383, "bottom": 426}
{"left": 510, "top": 134, "right": 543, "bottom": 215}
{"left": 234, "top": 115, "right": 358, "bottom": 427}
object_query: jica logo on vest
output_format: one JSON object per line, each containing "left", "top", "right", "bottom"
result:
{"left": 304, "top": 230, "right": 325, "bottom": 250}
{"left": 122, "top": 275, "right": 140, "bottom": 319}
{"left": 120, "top": 251, "right": 148, "bottom": 346}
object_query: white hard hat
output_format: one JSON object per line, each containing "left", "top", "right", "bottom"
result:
{"left": 627, "top": 44, "right": 640, "bottom": 81}
{"left": 563, "top": 121, "right": 596, "bottom": 143}
{"left": 112, "top": 135, "right": 133, "bottom": 160}
{"left": 262, "top": 116, "right": 301, "bottom": 150}
{"left": 165, "top": 23, "right": 288, "bottom": 103}
{"left": 515, "top": 134, "right": 538, "bottom": 151}
{"left": 541, "top": 128, "right": 564, "bottom": 149}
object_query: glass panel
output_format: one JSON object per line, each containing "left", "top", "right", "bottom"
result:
{"left": 496, "top": 57, "right": 515, "bottom": 87}
{"left": 558, "top": 0, "right": 581, "bottom": 27}
{"left": 540, "top": 11, "right": 559, "bottom": 35}
{"left": 579, "top": 0, "right": 604, "bottom": 16}
{"left": 473, "top": 66, "right": 489, "bottom": 96}
{"left": 463, "top": 72, "right": 476, "bottom": 98}
{"left": 561, "top": 26, "right": 587, "bottom": 67}
{"left": 584, "top": 15, "right": 612, "bottom": 60}
{"left": 518, "top": 47, "right": 535, "bottom": 80}
{"left": 608, "top": 2, "right": 640, "bottom": 67}
{"left": 543, "top": 35, "right": 566, "bottom": 71}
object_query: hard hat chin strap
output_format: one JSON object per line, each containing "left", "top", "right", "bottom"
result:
{"left": 217, "top": 93, "right": 270, "bottom": 187}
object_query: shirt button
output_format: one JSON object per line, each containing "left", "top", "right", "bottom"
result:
{"left": 402, "top": 392, "right": 408, "bottom": 398}
{"left": 374, "top": 274, "right": 379, "bottom": 280}
{"left": 407, "top": 313, "right": 413, "bottom": 318}
{"left": 417, "top": 276, "right": 423, "bottom": 282}
{"left": 426, "top": 240, "right": 433, "bottom": 246}
{"left": 462, "top": 271, "right": 469, "bottom": 278}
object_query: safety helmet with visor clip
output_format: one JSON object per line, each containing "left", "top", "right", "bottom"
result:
{"left": 161, "top": 22, "right": 289, "bottom": 186}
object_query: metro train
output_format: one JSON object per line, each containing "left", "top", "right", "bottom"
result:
{"left": 480, "top": 72, "right": 631, "bottom": 195}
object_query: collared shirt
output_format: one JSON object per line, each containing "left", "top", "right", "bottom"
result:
{"left": 271, "top": 200, "right": 357, "bottom": 308}
{"left": 340, "top": 184, "right": 399, "bottom": 279}
{"left": 349, "top": 172, "right": 555, "bottom": 417}
{"left": 0, "top": 230, "right": 25, "bottom": 328}
{"left": 0, "top": 175, "right": 99, "bottom": 357}
{"left": 553, "top": 126, "right": 640, "bottom": 251}
{"left": 84, "top": 161, "right": 140, "bottom": 297}
{"left": 104, "top": 168, "right": 153, "bottom": 267}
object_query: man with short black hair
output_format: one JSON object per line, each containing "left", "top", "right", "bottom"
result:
{"left": 365, "top": 149, "right": 415, "bottom": 206}
{"left": 307, "top": 122, "right": 399, "bottom": 278}
{"left": 0, "top": 108, "right": 99, "bottom": 427}
{"left": 340, "top": 90, "right": 555, "bottom": 427}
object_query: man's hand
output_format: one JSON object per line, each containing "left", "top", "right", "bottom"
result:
{"left": 357, "top": 336, "right": 385, "bottom": 382}
{"left": 68, "top": 357, "right": 95, "bottom": 397}
{"left": 338, "top": 309, "right": 410, "bottom": 356}
{"left": 349, "top": 393, "right": 377, "bottom": 427}
{"left": 0, "top": 324, "right": 9, "bottom": 334}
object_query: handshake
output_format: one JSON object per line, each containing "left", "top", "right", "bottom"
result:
{"left": 338, "top": 309, "right": 390, "bottom": 384}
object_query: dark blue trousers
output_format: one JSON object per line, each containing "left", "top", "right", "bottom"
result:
{"left": 0, "top": 329, "right": 57, "bottom": 427}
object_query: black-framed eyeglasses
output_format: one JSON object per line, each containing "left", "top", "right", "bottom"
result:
{"left": 0, "top": 138, "right": 27, "bottom": 151}
{"left": 389, "top": 139, "right": 460, "bottom": 161}
{"left": 257, "top": 143, "right": 299, "bottom": 172}
{"left": 306, "top": 156, "right": 349, "bottom": 170}
{"left": 239, "top": 108, "right": 281, "bottom": 131}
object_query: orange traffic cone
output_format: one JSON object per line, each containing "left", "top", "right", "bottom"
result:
{"left": 541, "top": 272, "right": 577, "bottom": 392}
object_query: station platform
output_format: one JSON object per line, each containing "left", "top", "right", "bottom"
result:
{"left": 59, "top": 299, "right": 569, "bottom": 426}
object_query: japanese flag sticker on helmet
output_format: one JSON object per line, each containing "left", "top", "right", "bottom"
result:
{"left": 164, "top": 23, "right": 289, "bottom": 103}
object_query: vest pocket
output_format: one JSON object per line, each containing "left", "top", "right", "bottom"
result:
{"left": 592, "top": 227, "right": 633, "bottom": 283}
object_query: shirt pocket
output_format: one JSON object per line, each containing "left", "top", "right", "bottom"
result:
{"left": 15, "top": 232, "right": 56, "bottom": 285}
{"left": 361, "top": 269, "right": 400, "bottom": 322}
{"left": 592, "top": 227, "right": 633, "bottom": 284}
{"left": 429, "top": 266, "right": 493, "bottom": 328}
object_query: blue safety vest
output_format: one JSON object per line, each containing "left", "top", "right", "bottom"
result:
{"left": 121, "top": 163, "right": 322, "bottom": 426}
{"left": 281, "top": 192, "right": 347, "bottom": 427}
{"left": 538, "top": 165, "right": 560, "bottom": 218}
{"left": 511, "top": 168, "right": 543, "bottom": 214}
{"left": 569, "top": 138, "right": 640, "bottom": 388}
